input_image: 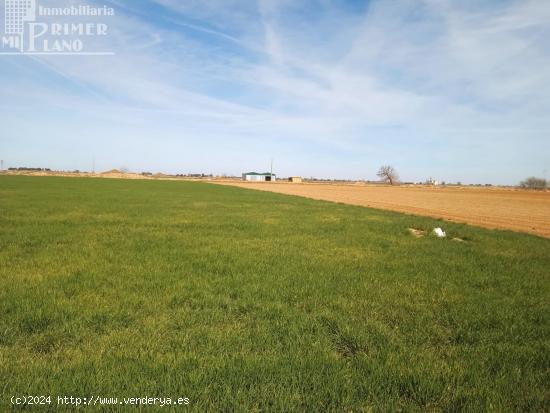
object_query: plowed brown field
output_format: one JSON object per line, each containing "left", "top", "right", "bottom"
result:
{"left": 216, "top": 182, "right": 550, "bottom": 238}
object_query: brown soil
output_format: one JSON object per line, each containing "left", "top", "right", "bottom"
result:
{"left": 215, "top": 181, "right": 550, "bottom": 238}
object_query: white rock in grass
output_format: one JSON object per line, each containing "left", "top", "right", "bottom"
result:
{"left": 433, "top": 227, "right": 446, "bottom": 238}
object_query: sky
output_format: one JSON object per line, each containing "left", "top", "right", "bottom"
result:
{"left": 1, "top": 0, "right": 549, "bottom": 184}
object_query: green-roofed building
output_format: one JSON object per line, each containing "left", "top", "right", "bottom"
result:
{"left": 242, "top": 172, "right": 276, "bottom": 182}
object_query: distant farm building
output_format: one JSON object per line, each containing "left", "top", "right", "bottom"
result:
{"left": 242, "top": 172, "right": 276, "bottom": 182}
{"left": 289, "top": 177, "right": 302, "bottom": 183}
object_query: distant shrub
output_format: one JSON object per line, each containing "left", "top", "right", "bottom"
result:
{"left": 8, "top": 167, "right": 50, "bottom": 172}
{"left": 520, "top": 177, "right": 547, "bottom": 190}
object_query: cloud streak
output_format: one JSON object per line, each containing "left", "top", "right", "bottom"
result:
{"left": 1, "top": 0, "right": 548, "bottom": 183}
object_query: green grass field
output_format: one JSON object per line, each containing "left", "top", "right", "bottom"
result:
{"left": 0, "top": 176, "right": 548, "bottom": 412}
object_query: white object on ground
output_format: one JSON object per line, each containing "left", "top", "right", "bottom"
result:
{"left": 433, "top": 227, "right": 446, "bottom": 238}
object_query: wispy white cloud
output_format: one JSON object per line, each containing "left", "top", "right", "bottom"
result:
{"left": 1, "top": 0, "right": 548, "bottom": 183}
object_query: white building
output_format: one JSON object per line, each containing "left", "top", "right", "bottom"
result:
{"left": 242, "top": 172, "right": 276, "bottom": 182}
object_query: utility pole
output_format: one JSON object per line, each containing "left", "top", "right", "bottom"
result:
{"left": 92, "top": 156, "right": 95, "bottom": 174}
{"left": 0, "top": 160, "right": 3, "bottom": 171}
{"left": 270, "top": 158, "right": 273, "bottom": 179}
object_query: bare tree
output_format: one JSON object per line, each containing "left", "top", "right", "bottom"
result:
{"left": 520, "top": 177, "right": 547, "bottom": 190}
{"left": 377, "top": 165, "right": 398, "bottom": 185}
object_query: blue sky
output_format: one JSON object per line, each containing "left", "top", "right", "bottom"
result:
{"left": 1, "top": 0, "right": 549, "bottom": 184}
